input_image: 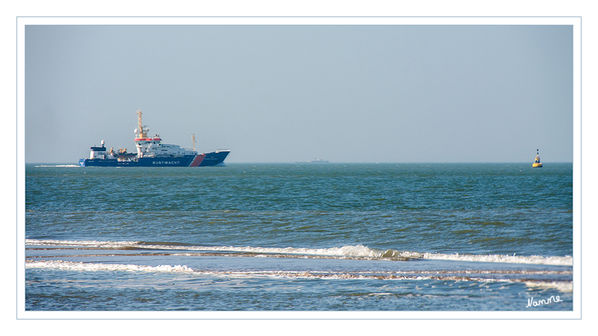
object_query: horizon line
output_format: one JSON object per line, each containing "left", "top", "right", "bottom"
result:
{"left": 25, "top": 161, "right": 574, "bottom": 165}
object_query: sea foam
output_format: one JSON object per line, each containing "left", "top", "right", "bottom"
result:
{"left": 25, "top": 239, "right": 572, "bottom": 266}
{"left": 26, "top": 260, "right": 194, "bottom": 274}
{"left": 34, "top": 164, "right": 80, "bottom": 168}
{"left": 25, "top": 260, "right": 572, "bottom": 292}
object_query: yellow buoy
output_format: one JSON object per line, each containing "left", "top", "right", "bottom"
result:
{"left": 532, "top": 149, "right": 543, "bottom": 168}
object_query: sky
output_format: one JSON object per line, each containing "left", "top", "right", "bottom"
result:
{"left": 25, "top": 24, "right": 573, "bottom": 163}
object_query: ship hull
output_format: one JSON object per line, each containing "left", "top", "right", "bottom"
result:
{"left": 79, "top": 151, "right": 229, "bottom": 167}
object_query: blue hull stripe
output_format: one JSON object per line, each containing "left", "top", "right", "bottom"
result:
{"left": 80, "top": 151, "right": 229, "bottom": 167}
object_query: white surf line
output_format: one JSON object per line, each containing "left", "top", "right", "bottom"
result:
{"left": 25, "top": 239, "right": 573, "bottom": 266}
{"left": 420, "top": 252, "right": 572, "bottom": 267}
{"left": 25, "top": 260, "right": 195, "bottom": 274}
{"left": 25, "top": 260, "right": 572, "bottom": 292}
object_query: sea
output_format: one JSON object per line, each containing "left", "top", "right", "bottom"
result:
{"left": 24, "top": 163, "right": 574, "bottom": 312}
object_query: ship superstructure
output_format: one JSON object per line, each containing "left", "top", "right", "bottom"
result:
{"left": 79, "top": 110, "right": 230, "bottom": 167}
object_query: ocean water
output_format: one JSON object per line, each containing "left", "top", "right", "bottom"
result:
{"left": 25, "top": 163, "right": 573, "bottom": 311}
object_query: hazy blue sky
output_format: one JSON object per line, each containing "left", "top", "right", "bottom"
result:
{"left": 25, "top": 24, "right": 573, "bottom": 163}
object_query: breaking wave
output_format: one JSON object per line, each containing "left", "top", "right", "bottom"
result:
{"left": 25, "top": 260, "right": 572, "bottom": 292}
{"left": 524, "top": 281, "right": 573, "bottom": 293}
{"left": 26, "top": 260, "right": 194, "bottom": 274}
{"left": 25, "top": 239, "right": 573, "bottom": 266}
{"left": 419, "top": 253, "right": 572, "bottom": 266}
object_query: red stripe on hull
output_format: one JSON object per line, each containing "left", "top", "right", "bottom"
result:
{"left": 135, "top": 138, "right": 160, "bottom": 141}
{"left": 189, "top": 154, "right": 205, "bottom": 167}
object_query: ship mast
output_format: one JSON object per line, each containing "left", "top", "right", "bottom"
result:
{"left": 137, "top": 109, "right": 148, "bottom": 139}
{"left": 192, "top": 133, "right": 197, "bottom": 152}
